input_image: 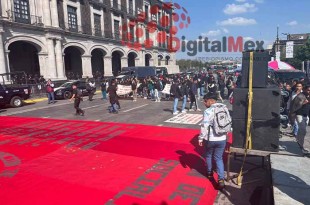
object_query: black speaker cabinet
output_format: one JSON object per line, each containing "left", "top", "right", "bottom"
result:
{"left": 232, "top": 118, "right": 280, "bottom": 152}
{"left": 241, "top": 51, "right": 271, "bottom": 88}
{"left": 233, "top": 87, "right": 281, "bottom": 120}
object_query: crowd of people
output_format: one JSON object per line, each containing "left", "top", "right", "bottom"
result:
{"left": 279, "top": 79, "right": 310, "bottom": 153}
{"left": 17, "top": 69, "right": 310, "bottom": 189}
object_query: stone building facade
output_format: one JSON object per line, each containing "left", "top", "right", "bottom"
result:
{"left": 0, "top": 0, "right": 177, "bottom": 80}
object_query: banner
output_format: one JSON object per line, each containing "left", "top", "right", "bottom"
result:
{"left": 117, "top": 85, "right": 132, "bottom": 96}
{"left": 116, "top": 83, "right": 141, "bottom": 96}
{"left": 161, "top": 84, "right": 171, "bottom": 95}
{"left": 286, "top": 41, "right": 294, "bottom": 59}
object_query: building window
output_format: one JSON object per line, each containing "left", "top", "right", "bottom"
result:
{"left": 129, "top": 0, "right": 134, "bottom": 15}
{"left": 94, "top": 14, "right": 102, "bottom": 36}
{"left": 145, "top": 5, "right": 149, "bottom": 21}
{"left": 114, "top": 20, "right": 120, "bottom": 40}
{"left": 68, "top": 6, "right": 78, "bottom": 32}
{"left": 146, "top": 28, "right": 149, "bottom": 42}
{"left": 130, "top": 25, "right": 134, "bottom": 42}
{"left": 13, "top": 0, "right": 30, "bottom": 24}
{"left": 113, "top": 0, "right": 119, "bottom": 10}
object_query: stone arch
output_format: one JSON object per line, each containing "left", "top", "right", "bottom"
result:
{"left": 145, "top": 52, "right": 153, "bottom": 66}
{"left": 158, "top": 53, "right": 164, "bottom": 66}
{"left": 5, "top": 35, "right": 47, "bottom": 53}
{"left": 126, "top": 49, "right": 139, "bottom": 58}
{"left": 127, "top": 50, "right": 139, "bottom": 67}
{"left": 165, "top": 55, "right": 171, "bottom": 65}
{"left": 90, "top": 46, "right": 108, "bottom": 77}
{"left": 63, "top": 42, "right": 87, "bottom": 55}
{"left": 8, "top": 41, "right": 41, "bottom": 75}
{"left": 145, "top": 51, "right": 153, "bottom": 58}
{"left": 111, "top": 48, "right": 125, "bottom": 76}
{"left": 110, "top": 47, "right": 125, "bottom": 57}
{"left": 89, "top": 45, "right": 109, "bottom": 56}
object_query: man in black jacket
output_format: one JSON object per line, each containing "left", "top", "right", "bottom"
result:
{"left": 70, "top": 84, "right": 84, "bottom": 116}
{"left": 295, "top": 85, "right": 310, "bottom": 154}
{"left": 180, "top": 79, "right": 189, "bottom": 113}
{"left": 170, "top": 79, "right": 182, "bottom": 115}
{"left": 289, "top": 82, "right": 306, "bottom": 137}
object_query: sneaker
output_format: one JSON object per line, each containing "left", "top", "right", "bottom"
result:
{"left": 173, "top": 112, "right": 179, "bottom": 115}
{"left": 196, "top": 109, "right": 201, "bottom": 112}
{"left": 188, "top": 109, "right": 194, "bottom": 111}
{"left": 218, "top": 179, "right": 225, "bottom": 190}
{"left": 181, "top": 110, "right": 187, "bottom": 113}
{"left": 207, "top": 171, "right": 213, "bottom": 179}
{"left": 80, "top": 111, "right": 85, "bottom": 116}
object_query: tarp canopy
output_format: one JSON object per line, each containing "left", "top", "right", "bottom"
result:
{"left": 268, "top": 60, "right": 295, "bottom": 70}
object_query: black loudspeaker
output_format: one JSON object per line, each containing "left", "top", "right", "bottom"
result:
{"left": 241, "top": 51, "right": 271, "bottom": 88}
{"left": 232, "top": 118, "right": 280, "bottom": 152}
{"left": 233, "top": 87, "right": 281, "bottom": 120}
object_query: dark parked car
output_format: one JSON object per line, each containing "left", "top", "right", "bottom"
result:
{"left": 0, "top": 72, "right": 31, "bottom": 108}
{"left": 54, "top": 81, "right": 95, "bottom": 99}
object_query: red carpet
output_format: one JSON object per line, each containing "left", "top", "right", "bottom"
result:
{"left": 0, "top": 116, "right": 223, "bottom": 205}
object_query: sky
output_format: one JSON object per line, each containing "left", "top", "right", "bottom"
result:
{"left": 171, "top": 0, "right": 310, "bottom": 60}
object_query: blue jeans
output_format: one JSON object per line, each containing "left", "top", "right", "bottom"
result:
{"left": 109, "top": 103, "right": 118, "bottom": 113}
{"left": 47, "top": 92, "right": 55, "bottom": 103}
{"left": 200, "top": 87, "right": 205, "bottom": 96}
{"left": 293, "top": 120, "right": 299, "bottom": 136}
{"left": 102, "top": 91, "right": 107, "bottom": 100}
{"left": 205, "top": 140, "right": 226, "bottom": 180}
{"left": 181, "top": 95, "right": 187, "bottom": 111}
{"left": 173, "top": 98, "right": 179, "bottom": 113}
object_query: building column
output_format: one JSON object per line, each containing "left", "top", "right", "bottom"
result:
{"left": 135, "top": 58, "right": 140, "bottom": 67}
{"left": 46, "top": 38, "right": 57, "bottom": 79}
{"left": 50, "top": 0, "right": 59, "bottom": 27}
{"left": 121, "top": 57, "right": 128, "bottom": 68}
{"left": 0, "top": 27, "right": 7, "bottom": 74}
{"left": 62, "top": 53, "right": 66, "bottom": 77}
{"left": 104, "top": 56, "right": 113, "bottom": 77}
{"left": 140, "top": 50, "right": 145, "bottom": 66}
{"left": 1, "top": 1, "right": 8, "bottom": 18}
{"left": 38, "top": 53, "right": 48, "bottom": 78}
{"left": 55, "top": 39, "right": 65, "bottom": 79}
{"left": 5, "top": 51, "right": 10, "bottom": 74}
{"left": 43, "top": 0, "right": 52, "bottom": 26}
{"left": 149, "top": 59, "right": 154, "bottom": 66}
{"left": 153, "top": 51, "right": 158, "bottom": 66}
{"left": 82, "top": 55, "right": 93, "bottom": 78}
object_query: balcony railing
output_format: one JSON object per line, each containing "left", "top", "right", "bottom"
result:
{"left": 8, "top": 10, "right": 43, "bottom": 26}
{"left": 93, "top": 28, "right": 103, "bottom": 37}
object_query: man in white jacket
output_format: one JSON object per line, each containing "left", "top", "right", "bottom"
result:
{"left": 198, "top": 93, "right": 229, "bottom": 190}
